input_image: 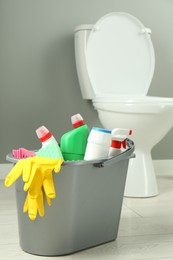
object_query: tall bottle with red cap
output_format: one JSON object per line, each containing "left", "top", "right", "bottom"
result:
{"left": 36, "top": 126, "right": 57, "bottom": 147}
{"left": 35, "top": 126, "right": 64, "bottom": 160}
{"left": 60, "top": 114, "right": 90, "bottom": 161}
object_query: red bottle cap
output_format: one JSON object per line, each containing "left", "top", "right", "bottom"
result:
{"left": 71, "top": 114, "right": 85, "bottom": 128}
{"left": 36, "top": 126, "right": 52, "bottom": 142}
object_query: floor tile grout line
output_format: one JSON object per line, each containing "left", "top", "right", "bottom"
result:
{"left": 118, "top": 232, "right": 173, "bottom": 240}
{"left": 122, "top": 204, "right": 143, "bottom": 217}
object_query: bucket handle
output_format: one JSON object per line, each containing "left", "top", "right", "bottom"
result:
{"left": 93, "top": 138, "right": 135, "bottom": 168}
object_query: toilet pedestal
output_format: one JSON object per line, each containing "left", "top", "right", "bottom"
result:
{"left": 124, "top": 148, "right": 158, "bottom": 197}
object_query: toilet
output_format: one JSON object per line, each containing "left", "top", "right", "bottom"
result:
{"left": 74, "top": 12, "right": 173, "bottom": 197}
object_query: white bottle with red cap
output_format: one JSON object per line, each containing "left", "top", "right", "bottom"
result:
{"left": 109, "top": 128, "right": 132, "bottom": 157}
{"left": 36, "top": 126, "right": 56, "bottom": 147}
{"left": 84, "top": 127, "right": 112, "bottom": 160}
{"left": 35, "top": 126, "right": 64, "bottom": 159}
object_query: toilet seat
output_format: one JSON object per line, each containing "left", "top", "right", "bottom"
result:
{"left": 93, "top": 95, "right": 173, "bottom": 114}
{"left": 86, "top": 12, "right": 155, "bottom": 96}
{"left": 94, "top": 95, "right": 173, "bottom": 104}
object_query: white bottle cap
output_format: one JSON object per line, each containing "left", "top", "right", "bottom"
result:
{"left": 71, "top": 114, "right": 85, "bottom": 128}
{"left": 36, "top": 126, "right": 52, "bottom": 142}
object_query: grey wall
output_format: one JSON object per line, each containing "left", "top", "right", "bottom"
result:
{"left": 0, "top": 0, "right": 173, "bottom": 163}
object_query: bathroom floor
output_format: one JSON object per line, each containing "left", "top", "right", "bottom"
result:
{"left": 1, "top": 169, "right": 173, "bottom": 260}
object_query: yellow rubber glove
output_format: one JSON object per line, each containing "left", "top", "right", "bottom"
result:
{"left": 23, "top": 189, "right": 44, "bottom": 220}
{"left": 4, "top": 157, "right": 36, "bottom": 187}
{"left": 5, "top": 156, "right": 63, "bottom": 192}
{"left": 23, "top": 186, "right": 53, "bottom": 221}
{"left": 23, "top": 158, "right": 63, "bottom": 220}
{"left": 5, "top": 156, "right": 63, "bottom": 220}
{"left": 23, "top": 157, "right": 63, "bottom": 198}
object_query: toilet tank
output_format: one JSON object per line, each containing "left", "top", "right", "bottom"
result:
{"left": 74, "top": 24, "right": 95, "bottom": 100}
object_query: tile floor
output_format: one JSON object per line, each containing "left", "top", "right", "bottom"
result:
{"left": 1, "top": 170, "right": 173, "bottom": 260}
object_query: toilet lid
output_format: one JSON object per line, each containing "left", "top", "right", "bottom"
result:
{"left": 86, "top": 12, "right": 155, "bottom": 96}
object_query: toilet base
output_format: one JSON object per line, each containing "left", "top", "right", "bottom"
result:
{"left": 124, "top": 148, "right": 158, "bottom": 198}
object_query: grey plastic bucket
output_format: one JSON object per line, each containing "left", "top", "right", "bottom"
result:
{"left": 6, "top": 139, "right": 135, "bottom": 256}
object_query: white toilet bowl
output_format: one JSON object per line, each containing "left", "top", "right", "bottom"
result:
{"left": 74, "top": 12, "right": 173, "bottom": 197}
{"left": 93, "top": 96, "right": 173, "bottom": 197}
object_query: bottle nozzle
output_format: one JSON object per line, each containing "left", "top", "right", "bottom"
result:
{"left": 111, "top": 128, "right": 132, "bottom": 149}
{"left": 36, "top": 126, "right": 52, "bottom": 142}
{"left": 71, "top": 114, "right": 85, "bottom": 128}
{"left": 112, "top": 128, "right": 132, "bottom": 141}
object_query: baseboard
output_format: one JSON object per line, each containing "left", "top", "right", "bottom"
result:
{"left": 153, "top": 160, "right": 173, "bottom": 175}
{"left": 0, "top": 160, "right": 173, "bottom": 180}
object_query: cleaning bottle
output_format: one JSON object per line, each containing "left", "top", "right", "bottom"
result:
{"left": 36, "top": 126, "right": 56, "bottom": 148}
{"left": 84, "top": 127, "right": 112, "bottom": 160}
{"left": 109, "top": 128, "right": 132, "bottom": 157}
{"left": 36, "top": 126, "right": 64, "bottom": 160}
{"left": 60, "top": 114, "right": 90, "bottom": 161}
